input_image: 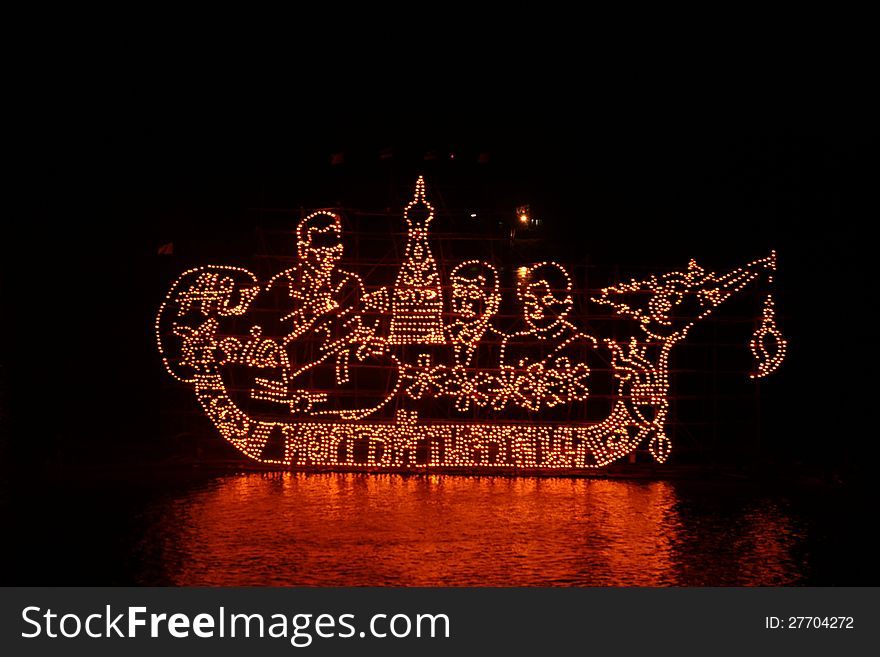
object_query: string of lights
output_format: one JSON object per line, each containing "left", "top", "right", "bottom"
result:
{"left": 156, "top": 178, "right": 786, "bottom": 471}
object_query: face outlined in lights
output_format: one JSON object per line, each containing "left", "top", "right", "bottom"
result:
{"left": 156, "top": 178, "right": 786, "bottom": 471}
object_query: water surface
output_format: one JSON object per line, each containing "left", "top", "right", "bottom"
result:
{"left": 2, "top": 469, "right": 867, "bottom": 586}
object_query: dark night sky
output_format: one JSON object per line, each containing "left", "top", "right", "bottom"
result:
{"left": 2, "top": 98, "right": 877, "bottom": 472}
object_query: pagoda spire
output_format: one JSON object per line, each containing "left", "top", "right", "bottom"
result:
{"left": 389, "top": 176, "right": 446, "bottom": 345}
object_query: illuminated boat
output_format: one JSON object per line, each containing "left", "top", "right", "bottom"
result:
{"left": 156, "top": 178, "right": 786, "bottom": 471}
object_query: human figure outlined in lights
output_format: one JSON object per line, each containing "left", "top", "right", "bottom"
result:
{"left": 269, "top": 211, "right": 360, "bottom": 345}
{"left": 253, "top": 211, "right": 397, "bottom": 418}
{"left": 497, "top": 263, "right": 597, "bottom": 411}
{"left": 446, "top": 261, "right": 504, "bottom": 367}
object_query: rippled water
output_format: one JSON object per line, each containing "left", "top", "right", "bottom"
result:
{"left": 122, "top": 472, "right": 821, "bottom": 586}
{"left": 4, "top": 468, "right": 866, "bottom": 586}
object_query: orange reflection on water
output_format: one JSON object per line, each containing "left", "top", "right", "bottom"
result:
{"left": 151, "top": 473, "right": 678, "bottom": 585}
{"left": 144, "top": 472, "right": 806, "bottom": 586}
{"left": 731, "top": 505, "right": 802, "bottom": 586}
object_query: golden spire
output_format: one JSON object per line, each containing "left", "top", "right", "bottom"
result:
{"left": 403, "top": 175, "right": 434, "bottom": 229}
{"left": 389, "top": 176, "right": 446, "bottom": 345}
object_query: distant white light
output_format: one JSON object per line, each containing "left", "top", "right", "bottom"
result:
{"left": 470, "top": 213, "right": 477, "bottom": 218}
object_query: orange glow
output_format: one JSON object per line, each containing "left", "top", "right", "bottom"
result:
{"left": 147, "top": 473, "right": 806, "bottom": 586}
{"left": 156, "top": 177, "right": 786, "bottom": 470}
{"left": 156, "top": 474, "right": 683, "bottom": 585}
